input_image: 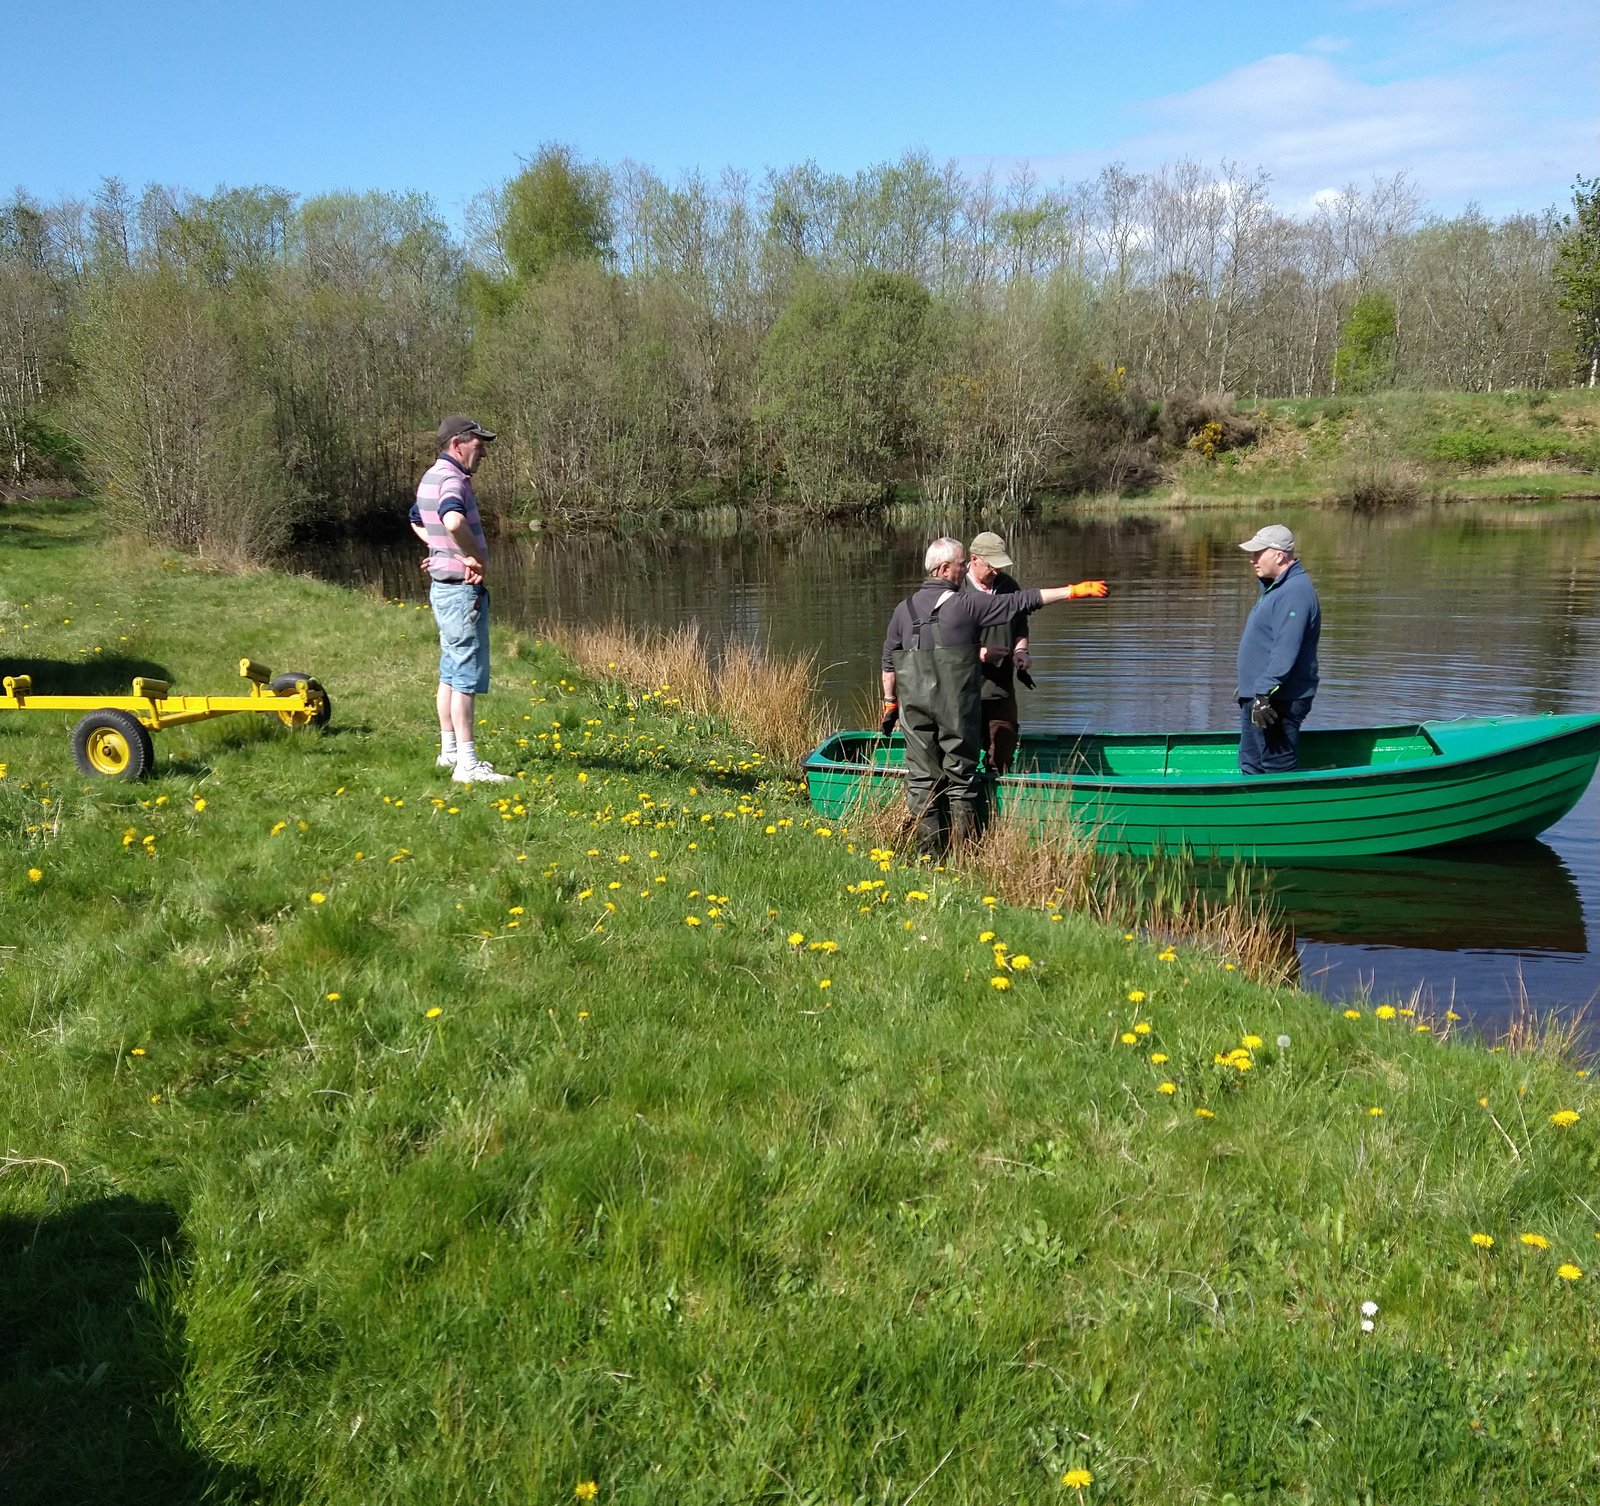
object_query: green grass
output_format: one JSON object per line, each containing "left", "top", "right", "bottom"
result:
{"left": 1147, "top": 388, "right": 1600, "bottom": 508}
{"left": 4, "top": 499, "right": 1600, "bottom": 1504}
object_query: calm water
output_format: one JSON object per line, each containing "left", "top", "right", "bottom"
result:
{"left": 320, "top": 502, "right": 1600, "bottom": 1037}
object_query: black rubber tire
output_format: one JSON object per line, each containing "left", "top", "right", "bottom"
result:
{"left": 268, "top": 671, "right": 332, "bottom": 730}
{"left": 71, "top": 709, "right": 155, "bottom": 780}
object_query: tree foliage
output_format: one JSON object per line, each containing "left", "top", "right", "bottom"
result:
{"left": 3, "top": 154, "right": 1593, "bottom": 542}
{"left": 1333, "top": 290, "right": 1399, "bottom": 393}
{"left": 1554, "top": 177, "right": 1600, "bottom": 387}
{"left": 759, "top": 270, "right": 937, "bottom": 512}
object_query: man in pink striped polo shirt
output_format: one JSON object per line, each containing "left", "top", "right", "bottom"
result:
{"left": 412, "top": 414, "right": 512, "bottom": 784}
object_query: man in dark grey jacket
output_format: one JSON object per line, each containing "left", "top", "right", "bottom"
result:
{"left": 881, "top": 537, "right": 1108, "bottom": 853}
{"left": 1235, "top": 523, "right": 1321, "bottom": 774}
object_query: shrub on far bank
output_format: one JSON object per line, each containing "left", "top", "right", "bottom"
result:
{"left": 1335, "top": 457, "right": 1432, "bottom": 509}
{"left": 1157, "top": 390, "right": 1260, "bottom": 456}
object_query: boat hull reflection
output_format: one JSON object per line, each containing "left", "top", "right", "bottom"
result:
{"left": 1264, "top": 841, "right": 1586, "bottom": 954}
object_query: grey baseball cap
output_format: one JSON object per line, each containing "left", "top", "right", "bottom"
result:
{"left": 1239, "top": 524, "right": 1295, "bottom": 553}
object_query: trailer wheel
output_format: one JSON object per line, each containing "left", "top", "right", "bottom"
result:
{"left": 269, "top": 672, "right": 332, "bottom": 730}
{"left": 72, "top": 709, "right": 155, "bottom": 780}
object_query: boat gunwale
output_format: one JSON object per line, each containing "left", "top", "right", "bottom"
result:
{"left": 802, "top": 714, "right": 1600, "bottom": 794}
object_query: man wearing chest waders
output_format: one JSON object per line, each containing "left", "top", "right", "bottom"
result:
{"left": 880, "top": 537, "right": 1109, "bottom": 855}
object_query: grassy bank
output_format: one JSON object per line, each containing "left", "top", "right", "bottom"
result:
{"left": 1148, "top": 388, "right": 1600, "bottom": 510}
{"left": 4, "top": 500, "right": 1599, "bottom": 1504}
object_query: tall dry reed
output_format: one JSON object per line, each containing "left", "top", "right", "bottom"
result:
{"left": 541, "top": 619, "right": 827, "bottom": 768}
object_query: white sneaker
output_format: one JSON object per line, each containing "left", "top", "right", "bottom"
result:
{"left": 452, "top": 759, "right": 513, "bottom": 785}
{"left": 436, "top": 751, "right": 458, "bottom": 768}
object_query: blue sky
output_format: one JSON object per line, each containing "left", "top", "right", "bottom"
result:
{"left": 7, "top": 0, "right": 1595, "bottom": 224}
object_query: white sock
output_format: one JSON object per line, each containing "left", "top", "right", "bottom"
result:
{"left": 457, "top": 740, "right": 477, "bottom": 766}
{"left": 440, "top": 733, "right": 458, "bottom": 758}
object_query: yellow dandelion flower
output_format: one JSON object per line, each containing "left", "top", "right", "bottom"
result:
{"left": 27, "top": 867, "right": 42, "bottom": 882}
{"left": 1157, "top": 1081, "right": 1177, "bottom": 1095}
{"left": 1121, "top": 1032, "right": 1137, "bottom": 1045}
{"left": 425, "top": 1007, "right": 442, "bottom": 1019}
{"left": 326, "top": 992, "right": 341, "bottom": 1001}
{"left": 1557, "top": 1263, "right": 1582, "bottom": 1281}
{"left": 1150, "top": 1052, "right": 1168, "bottom": 1064}
{"left": 1241, "top": 1034, "right": 1263, "bottom": 1049}
{"left": 1195, "top": 1107, "right": 1215, "bottom": 1119}
{"left": 1343, "top": 1008, "right": 1361, "bottom": 1020}
{"left": 684, "top": 915, "right": 701, "bottom": 926}
{"left": 979, "top": 930, "right": 996, "bottom": 943}
{"left": 310, "top": 892, "right": 326, "bottom": 904}
{"left": 1519, "top": 1232, "right": 1550, "bottom": 1249}
{"left": 575, "top": 1482, "right": 599, "bottom": 1502}
{"left": 1470, "top": 1233, "right": 1494, "bottom": 1249}
{"left": 1011, "top": 954, "right": 1032, "bottom": 970}
{"left": 992, "top": 976, "right": 1013, "bottom": 990}
{"left": 787, "top": 932, "right": 805, "bottom": 946}
{"left": 819, "top": 979, "right": 831, "bottom": 990}
{"left": 192, "top": 798, "right": 206, "bottom": 811}
{"left": 130, "top": 1047, "right": 145, "bottom": 1057}
{"left": 1127, "top": 989, "right": 1146, "bottom": 1003}
{"left": 1550, "top": 1109, "right": 1580, "bottom": 1128}
{"left": 1134, "top": 1021, "right": 1152, "bottom": 1035}
{"left": 1367, "top": 1106, "right": 1383, "bottom": 1116}
{"left": 1061, "top": 1467, "right": 1093, "bottom": 1488}
{"left": 1374, "top": 1005, "right": 1397, "bottom": 1020}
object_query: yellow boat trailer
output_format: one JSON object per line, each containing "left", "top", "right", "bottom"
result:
{"left": 0, "top": 658, "right": 331, "bottom": 778}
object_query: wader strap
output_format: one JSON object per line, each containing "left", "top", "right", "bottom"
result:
{"left": 905, "top": 589, "right": 957, "bottom": 651}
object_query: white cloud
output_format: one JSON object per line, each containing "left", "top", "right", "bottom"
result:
{"left": 982, "top": 14, "right": 1597, "bottom": 218}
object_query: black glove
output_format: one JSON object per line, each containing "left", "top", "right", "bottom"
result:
{"left": 1250, "top": 693, "right": 1280, "bottom": 729}
{"left": 1016, "top": 667, "right": 1037, "bottom": 691}
{"left": 880, "top": 701, "right": 900, "bottom": 736}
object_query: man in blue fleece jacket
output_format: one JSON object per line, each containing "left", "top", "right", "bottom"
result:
{"left": 1235, "top": 523, "right": 1320, "bottom": 774}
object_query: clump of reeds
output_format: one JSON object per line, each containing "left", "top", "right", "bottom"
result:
{"left": 541, "top": 619, "right": 828, "bottom": 768}
{"left": 840, "top": 795, "right": 1297, "bottom": 985}
{"left": 1497, "top": 980, "right": 1588, "bottom": 1060}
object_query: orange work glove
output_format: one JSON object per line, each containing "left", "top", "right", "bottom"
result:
{"left": 1065, "top": 580, "right": 1109, "bottom": 599}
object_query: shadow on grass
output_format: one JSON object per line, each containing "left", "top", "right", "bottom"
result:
{"left": 0, "top": 657, "right": 176, "bottom": 695}
{"left": 0, "top": 1194, "right": 264, "bottom": 1505}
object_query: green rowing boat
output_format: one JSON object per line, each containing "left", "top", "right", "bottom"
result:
{"left": 802, "top": 715, "right": 1600, "bottom": 860}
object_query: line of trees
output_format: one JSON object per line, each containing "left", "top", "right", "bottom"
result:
{"left": 2, "top": 149, "right": 1596, "bottom": 555}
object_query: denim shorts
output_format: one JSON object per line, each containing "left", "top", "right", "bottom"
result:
{"left": 431, "top": 581, "right": 490, "bottom": 695}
